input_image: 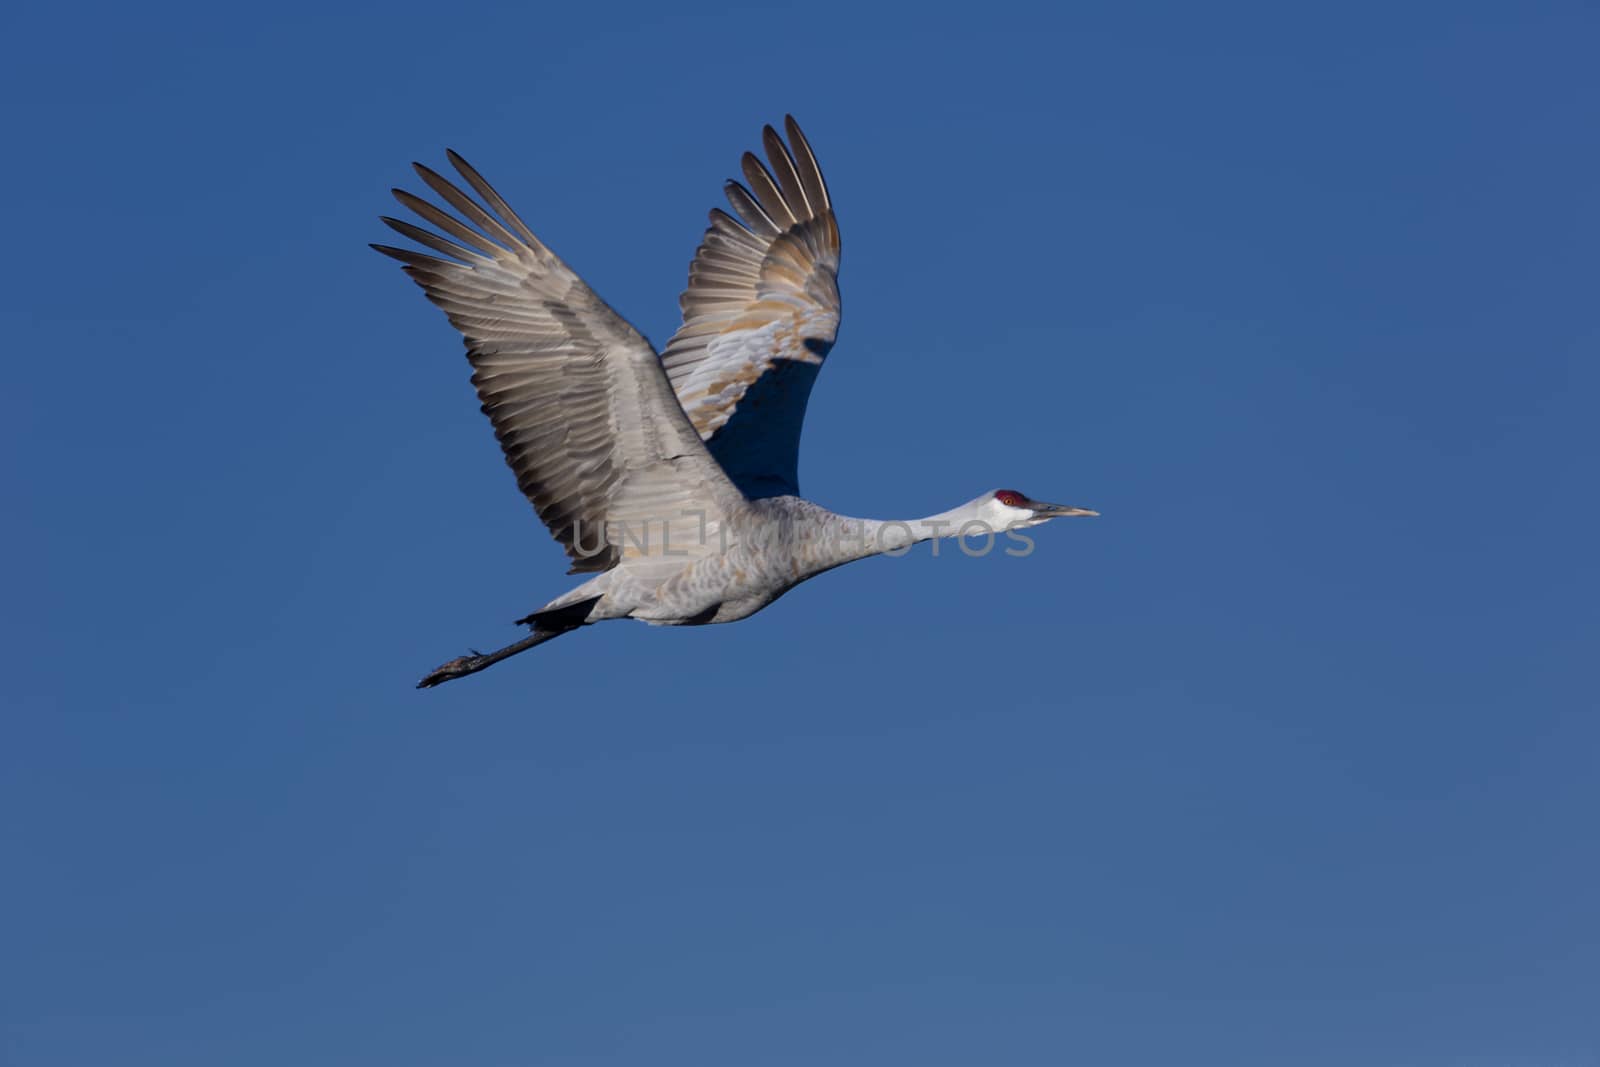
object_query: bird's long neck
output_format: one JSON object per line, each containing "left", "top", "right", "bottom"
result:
{"left": 797, "top": 499, "right": 995, "bottom": 574}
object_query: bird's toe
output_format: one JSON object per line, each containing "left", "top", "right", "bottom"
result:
{"left": 416, "top": 653, "right": 482, "bottom": 689}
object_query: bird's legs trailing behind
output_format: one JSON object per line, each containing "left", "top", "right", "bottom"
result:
{"left": 415, "top": 596, "right": 601, "bottom": 688}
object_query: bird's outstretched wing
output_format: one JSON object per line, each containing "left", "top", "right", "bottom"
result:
{"left": 374, "top": 153, "right": 743, "bottom": 574}
{"left": 659, "top": 116, "right": 841, "bottom": 499}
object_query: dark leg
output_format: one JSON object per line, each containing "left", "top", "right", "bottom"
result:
{"left": 416, "top": 628, "right": 563, "bottom": 689}
{"left": 417, "top": 596, "right": 602, "bottom": 689}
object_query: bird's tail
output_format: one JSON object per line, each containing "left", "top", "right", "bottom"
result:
{"left": 416, "top": 596, "right": 601, "bottom": 689}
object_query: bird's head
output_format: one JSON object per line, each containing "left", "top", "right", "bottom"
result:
{"left": 986, "top": 488, "right": 1099, "bottom": 528}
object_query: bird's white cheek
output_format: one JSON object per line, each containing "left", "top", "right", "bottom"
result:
{"left": 984, "top": 506, "right": 1016, "bottom": 530}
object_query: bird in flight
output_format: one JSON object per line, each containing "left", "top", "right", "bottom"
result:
{"left": 374, "top": 117, "right": 1097, "bottom": 688}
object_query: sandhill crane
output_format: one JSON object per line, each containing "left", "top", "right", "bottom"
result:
{"left": 374, "top": 117, "right": 1097, "bottom": 688}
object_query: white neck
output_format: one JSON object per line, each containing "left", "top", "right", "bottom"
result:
{"left": 858, "top": 499, "right": 998, "bottom": 553}
{"left": 803, "top": 494, "right": 1029, "bottom": 573}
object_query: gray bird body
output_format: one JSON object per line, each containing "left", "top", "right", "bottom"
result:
{"left": 374, "top": 118, "right": 1095, "bottom": 687}
{"left": 543, "top": 496, "right": 951, "bottom": 627}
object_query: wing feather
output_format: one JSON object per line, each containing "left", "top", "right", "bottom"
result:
{"left": 740, "top": 153, "right": 798, "bottom": 230}
{"left": 784, "top": 115, "right": 831, "bottom": 213}
{"left": 761, "top": 124, "right": 813, "bottom": 217}
{"left": 376, "top": 154, "right": 742, "bottom": 572}
{"left": 723, "top": 183, "right": 782, "bottom": 237}
{"left": 660, "top": 116, "right": 841, "bottom": 499}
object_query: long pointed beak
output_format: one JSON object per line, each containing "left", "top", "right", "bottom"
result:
{"left": 1032, "top": 502, "right": 1099, "bottom": 518}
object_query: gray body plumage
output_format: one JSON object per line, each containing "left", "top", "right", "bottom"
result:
{"left": 374, "top": 118, "right": 1095, "bottom": 687}
{"left": 550, "top": 497, "right": 888, "bottom": 627}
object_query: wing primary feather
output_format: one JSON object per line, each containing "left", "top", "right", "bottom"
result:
{"left": 379, "top": 216, "right": 490, "bottom": 264}
{"left": 370, "top": 242, "right": 456, "bottom": 270}
{"left": 739, "top": 152, "right": 797, "bottom": 229}
{"left": 723, "top": 182, "right": 781, "bottom": 236}
{"left": 784, "top": 115, "right": 831, "bottom": 213}
{"left": 761, "top": 124, "right": 812, "bottom": 218}
{"left": 445, "top": 149, "right": 545, "bottom": 250}
{"left": 411, "top": 163, "right": 522, "bottom": 252}
{"left": 391, "top": 189, "right": 505, "bottom": 256}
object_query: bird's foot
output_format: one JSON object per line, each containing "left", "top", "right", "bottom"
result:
{"left": 416, "top": 651, "right": 485, "bottom": 689}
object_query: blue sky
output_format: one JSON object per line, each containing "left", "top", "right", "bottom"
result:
{"left": 4, "top": 1, "right": 1597, "bottom": 1064}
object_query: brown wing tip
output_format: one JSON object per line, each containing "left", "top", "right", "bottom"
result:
{"left": 377, "top": 215, "right": 414, "bottom": 237}
{"left": 444, "top": 148, "right": 483, "bottom": 185}
{"left": 761, "top": 124, "right": 790, "bottom": 162}
{"left": 783, "top": 116, "right": 812, "bottom": 159}
{"left": 444, "top": 149, "right": 480, "bottom": 185}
